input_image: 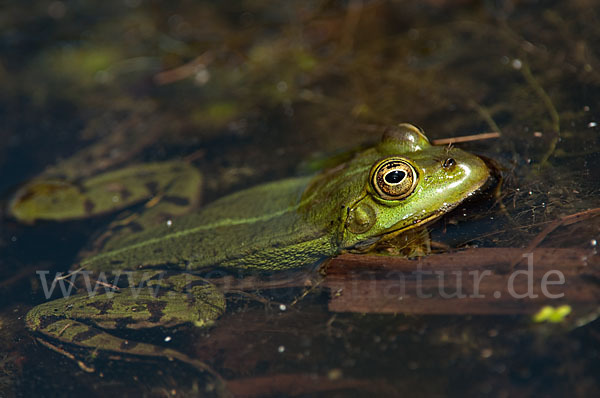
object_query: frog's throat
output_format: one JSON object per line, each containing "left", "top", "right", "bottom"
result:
{"left": 387, "top": 209, "right": 444, "bottom": 238}
{"left": 347, "top": 209, "right": 443, "bottom": 252}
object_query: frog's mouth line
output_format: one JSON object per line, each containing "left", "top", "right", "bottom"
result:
{"left": 384, "top": 209, "right": 446, "bottom": 237}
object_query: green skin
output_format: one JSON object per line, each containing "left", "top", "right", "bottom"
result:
{"left": 14, "top": 124, "right": 490, "bottom": 369}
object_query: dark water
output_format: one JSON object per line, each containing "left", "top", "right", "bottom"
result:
{"left": 1, "top": 1, "right": 599, "bottom": 397}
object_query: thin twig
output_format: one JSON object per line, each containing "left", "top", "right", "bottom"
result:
{"left": 55, "top": 267, "right": 83, "bottom": 281}
{"left": 35, "top": 338, "right": 96, "bottom": 373}
{"left": 432, "top": 132, "right": 501, "bottom": 145}
{"left": 153, "top": 52, "right": 214, "bottom": 85}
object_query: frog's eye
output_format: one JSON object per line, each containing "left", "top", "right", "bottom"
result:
{"left": 371, "top": 158, "right": 418, "bottom": 200}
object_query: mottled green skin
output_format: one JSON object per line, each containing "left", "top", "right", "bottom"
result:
{"left": 82, "top": 175, "right": 333, "bottom": 272}
{"left": 21, "top": 123, "right": 490, "bottom": 373}
{"left": 26, "top": 273, "right": 224, "bottom": 331}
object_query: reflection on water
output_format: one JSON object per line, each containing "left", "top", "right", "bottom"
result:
{"left": 1, "top": 0, "right": 599, "bottom": 397}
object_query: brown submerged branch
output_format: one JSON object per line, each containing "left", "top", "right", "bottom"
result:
{"left": 322, "top": 247, "right": 599, "bottom": 315}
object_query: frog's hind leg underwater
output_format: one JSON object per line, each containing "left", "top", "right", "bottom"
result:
{"left": 19, "top": 161, "right": 230, "bottom": 385}
{"left": 26, "top": 271, "right": 227, "bottom": 383}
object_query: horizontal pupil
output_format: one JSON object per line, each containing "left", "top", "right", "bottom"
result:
{"left": 384, "top": 170, "right": 405, "bottom": 184}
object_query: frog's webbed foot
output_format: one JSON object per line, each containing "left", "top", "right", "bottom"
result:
{"left": 9, "top": 161, "right": 201, "bottom": 231}
{"left": 26, "top": 273, "right": 225, "bottom": 380}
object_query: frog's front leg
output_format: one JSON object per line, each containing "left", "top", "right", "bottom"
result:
{"left": 375, "top": 227, "right": 432, "bottom": 257}
{"left": 26, "top": 272, "right": 225, "bottom": 375}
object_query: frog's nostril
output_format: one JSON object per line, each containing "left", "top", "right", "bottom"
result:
{"left": 442, "top": 158, "right": 456, "bottom": 168}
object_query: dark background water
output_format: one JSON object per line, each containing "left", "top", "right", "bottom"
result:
{"left": 1, "top": 0, "right": 599, "bottom": 396}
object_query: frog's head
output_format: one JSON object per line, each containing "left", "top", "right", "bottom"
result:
{"left": 339, "top": 123, "right": 490, "bottom": 250}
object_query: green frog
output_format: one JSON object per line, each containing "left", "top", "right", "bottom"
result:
{"left": 11, "top": 124, "right": 490, "bottom": 375}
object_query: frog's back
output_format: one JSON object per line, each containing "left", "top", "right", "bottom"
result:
{"left": 81, "top": 176, "right": 336, "bottom": 272}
